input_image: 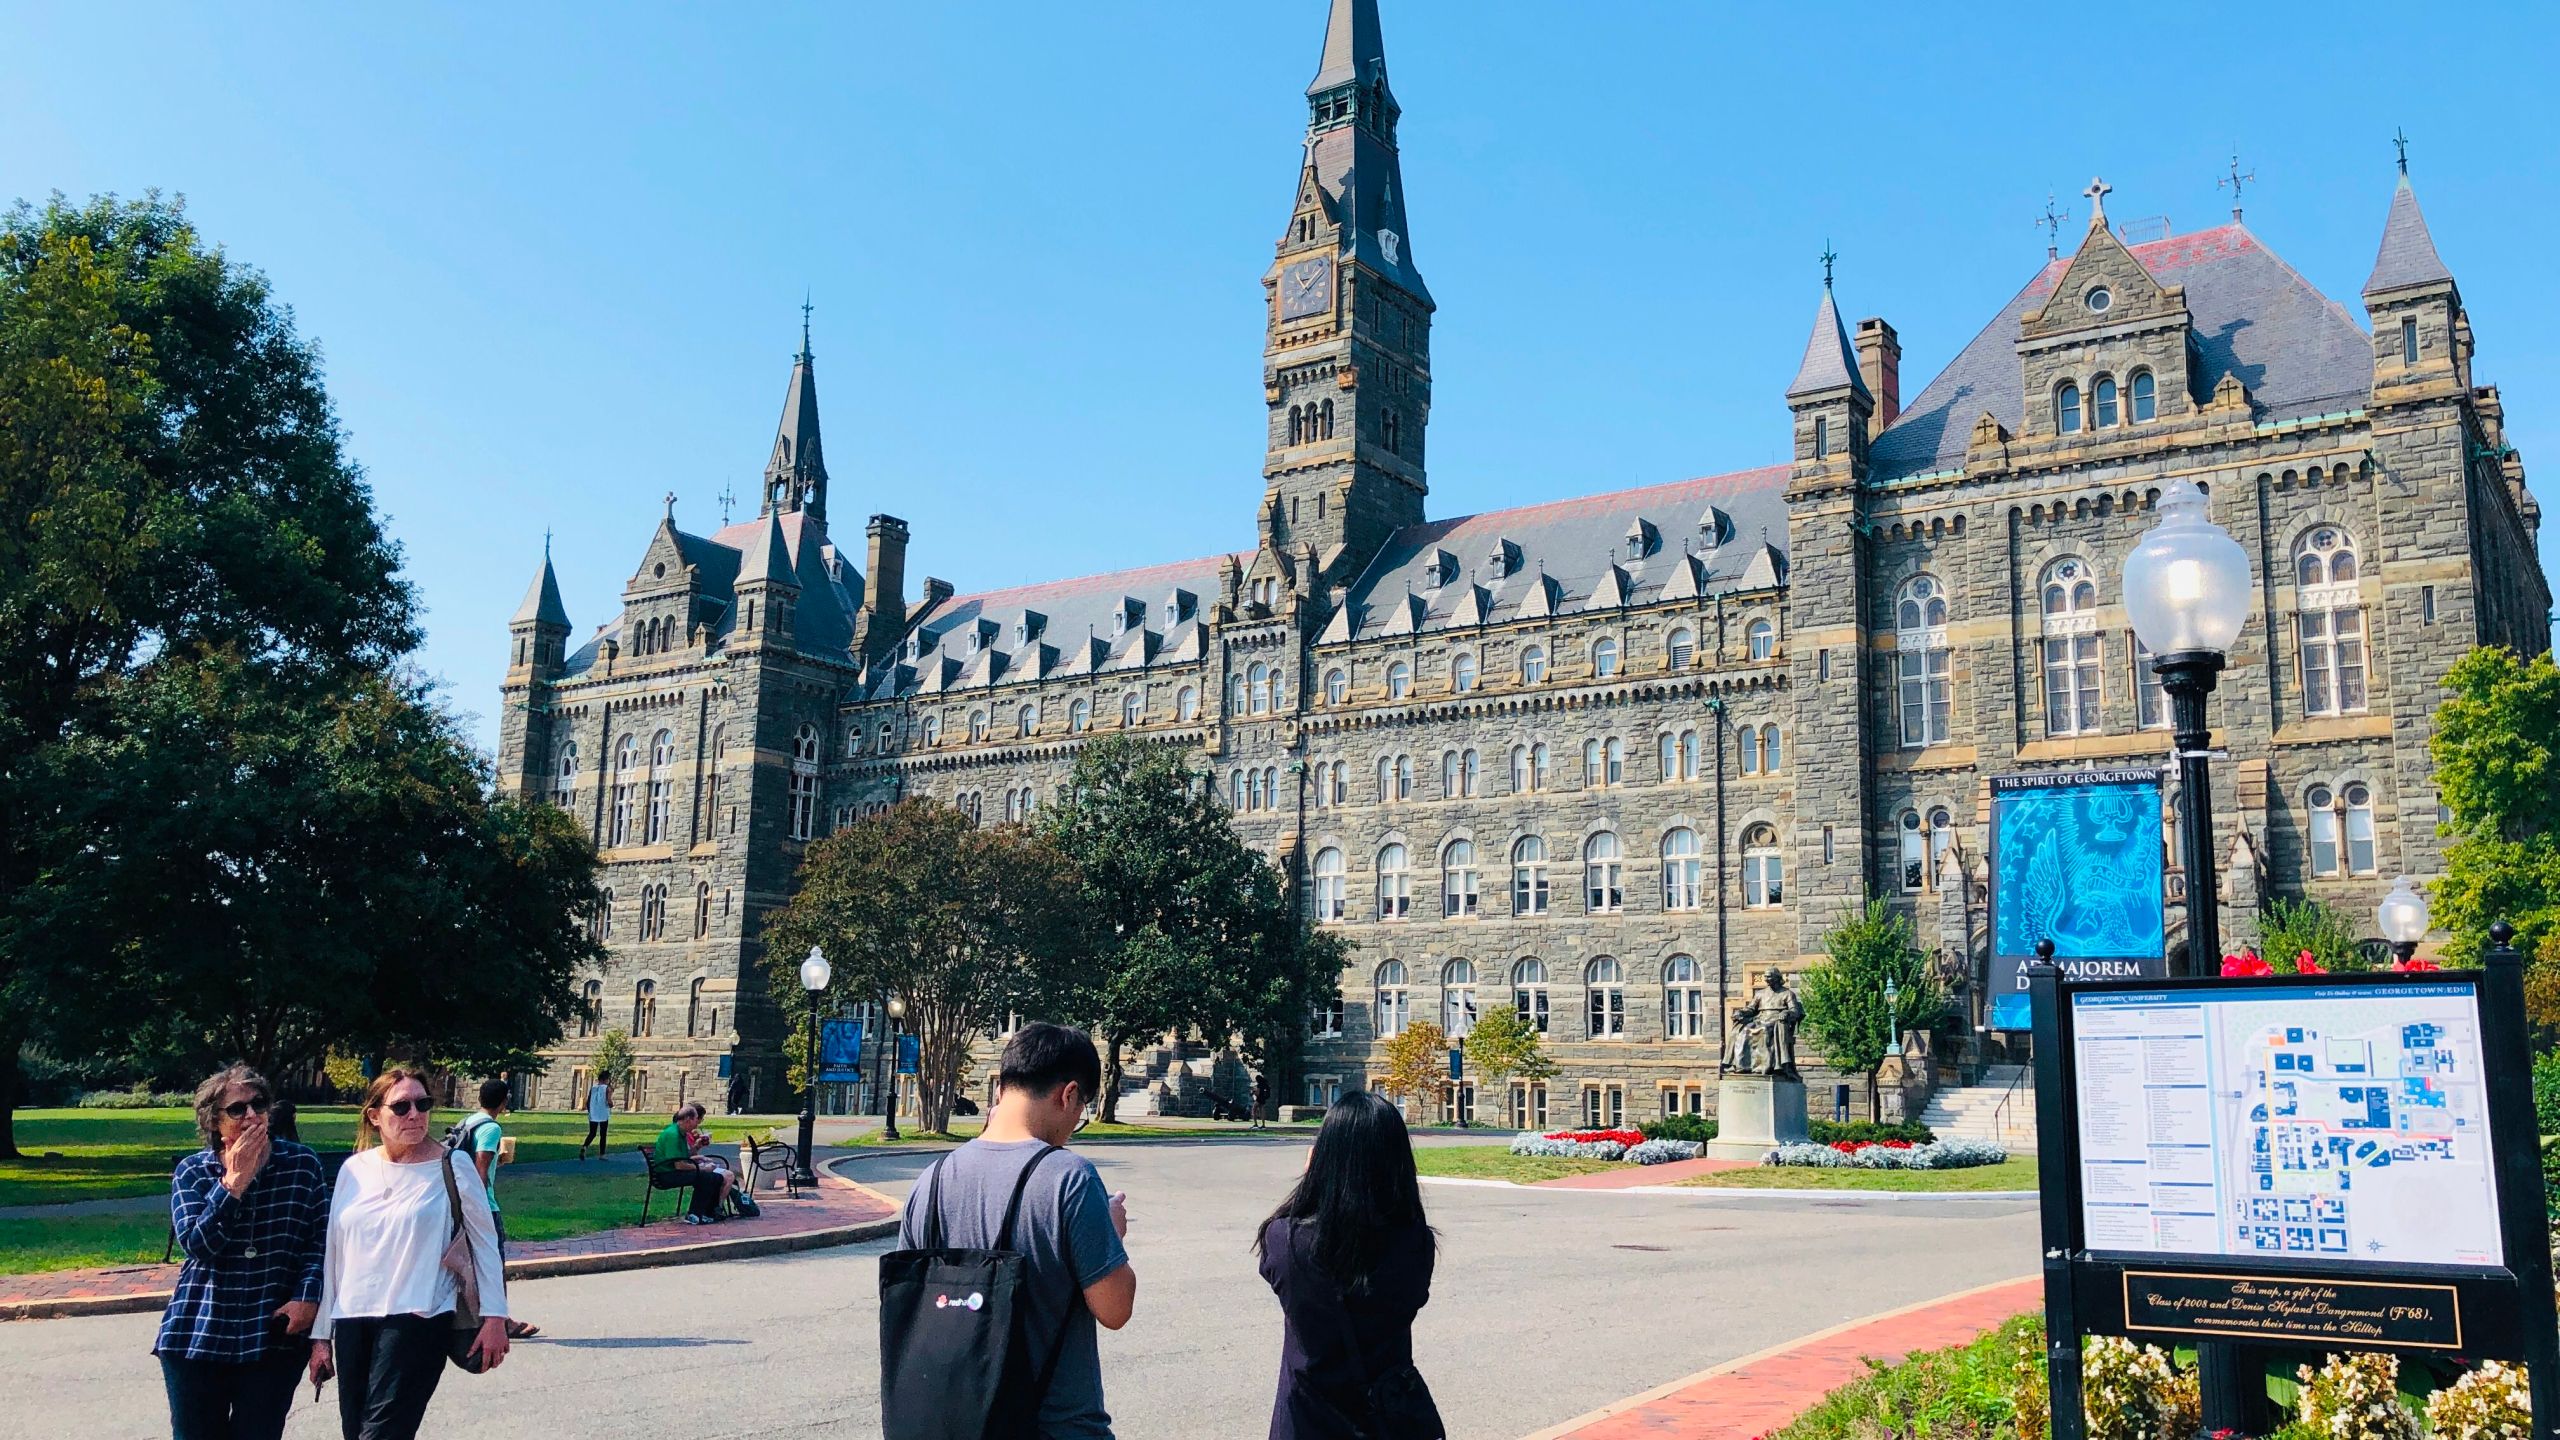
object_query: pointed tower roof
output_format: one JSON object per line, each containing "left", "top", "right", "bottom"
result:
{"left": 762, "top": 312, "right": 829, "bottom": 522}
{"left": 2363, "top": 173, "right": 2453, "bottom": 297}
{"left": 1309, "top": 0, "right": 1385, "bottom": 93}
{"left": 512, "top": 548, "right": 570, "bottom": 628}
{"left": 1785, "top": 280, "right": 1870, "bottom": 402}
{"left": 736, "top": 508, "right": 795, "bottom": 589}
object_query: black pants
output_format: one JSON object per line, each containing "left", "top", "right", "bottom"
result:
{"left": 659, "top": 1169, "right": 725, "bottom": 1217}
{"left": 581, "top": 1119, "right": 608, "bottom": 1156}
{"left": 160, "top": 1349, "right": 305, "bottom": 1440}
{"left": 330, "top": 1313, "right": 448, "bottom": 1440}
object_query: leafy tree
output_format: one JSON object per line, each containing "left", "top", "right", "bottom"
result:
{"left": 2257, "top": 897, "right": 2373, "bottom": 973}
{"left": 1798, "top": 899, "right": 1945, "bottom": 1117}
{"left": 590, "top": 1029, "right": 635, "bottom": 1094}
{"left": 1462, "top": 1003, "right": 1555, "bottom": 1112}
{"left": 1035, "top": 735, "right": 1344, "bottom": 1121}
{"left": 764, "top": 799, "right": 1086, "bottom": 1134}
{"left": 2431, "top": 649, "right": 2560, "bottom": 1006}
{"left": 1375, "top": 1021, "right": 1451, "bottom": 1115}
{"left": 0, "top": 194, "right": 414, "bottom": 1154}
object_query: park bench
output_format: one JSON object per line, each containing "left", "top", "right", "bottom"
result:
{"left": 739, "top": 1131, "right": 802, "bottom": 1200}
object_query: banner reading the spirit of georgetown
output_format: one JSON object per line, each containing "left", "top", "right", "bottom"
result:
{"left": 1986, "top": 767, "right": 2167, "bottom": 1030}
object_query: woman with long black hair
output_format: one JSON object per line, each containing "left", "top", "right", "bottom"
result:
{"left": 1254, "top": 1090, "right": 1444, "bottom": 1440}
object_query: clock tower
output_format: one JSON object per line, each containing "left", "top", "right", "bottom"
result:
{"left": 1258, "top": 0, "right": 1432, "bottom": 591}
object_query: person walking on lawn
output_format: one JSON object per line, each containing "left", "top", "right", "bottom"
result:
{"left": 156, "top": 1064, "right": 329, "bottom": 1440}
{"left": 579, "top": 1077, "right": 613, "bottom": 1160}
{"left": 455, "top": 1079, "right": 539, "bottom": 1340}
{"left": 893, "top": 1023, "right": 1136, "bottom": 1439}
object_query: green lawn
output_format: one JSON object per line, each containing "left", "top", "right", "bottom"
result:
{"left": 1771, "top": 1310, "right": 2044, "bottom": 1440}
{"left": 0, "top": 1107, "right": 787, "bottom": 1208}
{"left": 0, "top": 1164, "right": 690, "bottom": 1276}
{"left": 1412, "top": 1145, "right": 1620, "bottom": 1184}
{"left": 1679, "top": 1156, "right": 2040, "bottom": 1193}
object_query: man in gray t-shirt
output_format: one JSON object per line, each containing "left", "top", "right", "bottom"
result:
{"left": 897, "top": 1024, "right": 1134, "bottom": 1439}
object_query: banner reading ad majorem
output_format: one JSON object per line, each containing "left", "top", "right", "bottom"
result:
{"left": 1985, "top": 767, "right": 2167, "bottom": 1030}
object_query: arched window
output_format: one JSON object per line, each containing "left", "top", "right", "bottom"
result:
{"left": 788, "top": 723, "right": 821, "bottom": 840}
{"left": 1511, "top": 836, "right": 1549, "bottom": 915}
{"left": 1519, "top": 645, "right": 1547, "bottom": 685}
{"left": 1930, "top": 806, "right": 1956, "bottom": 885}
{"left": 1746, "top": 619, "right": 1775, "bottom": 660}
{"left": 919, "top": 714, "right": 940, "bottom": 747}
{"left": 1584, "top": 832, "right": 1623, "bottom": 913}
{"left": 694, "top": 882, "right": 711, "bottom": 939}
{"left": 1451, "top": 652, "right": 1478, "bottom": 693}
{"left": 1442, "top": 960, "right": 1478, "bottom": 1037}
{"left": 1320, "top": 398, "right": 1335, "bottom": 439}
{"left": 968, "top": 710, "right": 989, "bottom": 742}
{"left": 1326, "top": 760, "right": 1347, "bottom": 805}
{"left": 1513, "top": 958, "right": 1551, "bottom": 1033}
{"left": 1899, "top": 810, "right": 1929, "bottom": 892}
{"left": 1664, "top": 955, "right": 1705, "bottom": 1040}
{"left": 1016, "top": 704, "right": 1038, "bottom": 738}
{"left": 2130, "top": 370, "right": 2156, "bottom": 422}
{"left": 2306, "top": 783, "right": 2377, "bottom": 877}
{"left": 1122, "top": 692, "right": 1143, "bottom": 728}
{"left": 645, "top": 729, "right": 675, "bottom": 843}
{"left": 1813, "top": 414, "right": 1830, "bottom": 460}
{"left": 1312, "top": 847, "right": 1345, "bottom": 922}
{"left": 1738, "top": 723, "right": 1762, "bottom": 776}
{"left": 1742, "top": 824, "right": 1783, "bottom": 907}
{"left": 1176, "top": 686, "right": 1199, "bottom": 722}
{"left": 1377, "top": 843, "right": 1411, "bottom": 921}
{"left": 2040, "top": 558, "right": 2103, "bottom": 737}
{"left": 1374, "top": 960, "right": 1410, "bottom": 1038}
{"left": 686, "top": 977, "right": 707, "bottom": 1036}
{"left": 1386, "top": 661, "right": 1411, "bottom": 700}
{"left": 704, "top": 725, "right": 726, "bottom": 833}
{"left": 1069, "top": 698, "right": 1090, "bottom": 732}
{"left": 610, "top": 735, "right": 639, "bottom": 845}
{"left": 552, "top": 741, "right": 579, "bottom": 811}
{"left": 1231, "top": 771, "right": 1248, "bottom": 811}
{"left": 2093, "top": 374, "right": 2119, "bottom": 428}
{"left": 632, "top": 979, "right": 657, "bottom": 1037}
{"left": 1666, "top": 626, "right": 1695, "bottom": 668}
{"left": 1583, "top": 736, "right": 1624, "bottom": 788}
{"left": 1324, "top": 668, "right": 1347, "bottom": 705}
{"left": 1896, "top": 573, "right": 1952, "bottom": 747}
{"left": 2295, "top": 528, "right": 2367, "bottom": 717}
{"left": 1661, "top": 827, "right": 1702, "bottom": 910}
{"left": 878, "top": 720, "right": 896, "bottom": 751}
{"left": 579, "top": 979, "right": 603, "bottom": 1037}
{"left": 1586, "top": 958, "right": 1626, "bottom": 1039}
{"left": 1511, "top": 742, "right": 1552, "bottom": 794}
{"left": 1442, "top": 840, "right": 1479, "bottom": 918}
{"left": 1288, "top": 406, "right": 1303, "bottom": 445}
{"left": 1591, "top": 637, "right": 1619, "bottom": 679}
{"left": 2057, "top": 381, "right": 2083, "bottom": 435}
{"left": 1247, "top": 662, "right": 1271, "bottom": 714}
{"left": 1658, "top": 728, "right": 1700, "bottom": 783}
{"left": 1760, "top": 724, "right": 1782, "bottom": 773}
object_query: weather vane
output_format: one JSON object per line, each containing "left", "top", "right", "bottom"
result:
{"left": 2219, "top": 151, "right": 2255, "bottom": 221}
{"left": 2036, "top": 194, "right": 2068, "bottom": 258}
{"left": 1819, "top": 240, "right": 1836, "bottom": 289}
{"left": 718, "top": 481, "right": 738, "bottom": 525}
{"left": 2392, "top": 127, "right": 2410, "bottom": 176}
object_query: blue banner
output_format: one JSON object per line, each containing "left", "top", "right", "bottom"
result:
{"left": 896, "top": 1033, "right": 920, "bottom": 1076}
{"left": 1986, "top": 767, "right": 2169, "bottom": 1029}
{"left": 818, "top": 1018, "right": 866, "bottom": 1083}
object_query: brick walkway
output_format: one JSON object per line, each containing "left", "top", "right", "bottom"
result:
{"left": 1533, "top": 1157, "right": 1754, "bottom": 1190}
{"left": 0, "top": 1169, "right": 898, "bottom": 1322}
{"left": 1529, "top": 1275, "right": 2040, "bottom": 1439}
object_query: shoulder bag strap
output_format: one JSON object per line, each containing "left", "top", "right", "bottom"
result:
{"left": 994, "top": 1145, "right": 1060, "bottom": 1252}
{"left": 1023, "top": 1150, "right": 1086, "bottom": 1416}
{"left": 919, "top": 1157, "right": 949, "bottom": 1251}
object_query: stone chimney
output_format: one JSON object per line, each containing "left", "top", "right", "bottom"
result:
{"left": 855, "top": 513, "right": 910, "bottom": 660}
{"left": 1855, "top": 317, "right": 1901, "bottom": 431}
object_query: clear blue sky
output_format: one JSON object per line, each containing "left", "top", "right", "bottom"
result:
{"left": 7, "top": 2, "right": 2556, "bottom": 756}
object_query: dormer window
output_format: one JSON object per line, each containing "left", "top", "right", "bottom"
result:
{"left": 2085, "top": 286, "right": 2112, "bottom": 314}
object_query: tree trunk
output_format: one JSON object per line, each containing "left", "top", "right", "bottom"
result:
{"left": 0, "top": 1034, "right": 21, "bottom": 1159}
{"left": 1098, "top": 1038, "right": 1123, "bottom": 1124}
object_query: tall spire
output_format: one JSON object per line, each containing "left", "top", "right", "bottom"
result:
{"left": 511, "top": 549, "right": 569, "bottom": 629}
{"left": 1786, "top": 264, "right": 1869, "bottom": 402}
{"left": 761, "top": 311, "right": 829, "bottom": 524}
{"left": 1296, "top": 0, "right": 1425, "bottom": 302}
{"left": 1309, "top": 0, "right": 1384, "bottom": 94}
{"left": 2363, "top": 164, "right": 2452, "bottom": 298}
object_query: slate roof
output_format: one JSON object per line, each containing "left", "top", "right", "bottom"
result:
{"left": 511, "top": 554, "right": 570, "bottom": 628}
{"left": 1785, "top": 284, "right": 1870, "bottom": 401}
{"left": 1869, "top": 224, "right": 2376, "bottom": 482}
{"left": 2363, "top": 175, "right": 2453, "bottom": 296}
{"left": 878, "top": 553, "right": 1236, "bottom": 699}
{"left": 558, "top": 511, "right": 861, "bottom": 679}
{"left": 1308, "top": 0, "right": 1383, "bottom": 93}
{"left": 1330, "top": 467, "right": 1792, "bottom": 643}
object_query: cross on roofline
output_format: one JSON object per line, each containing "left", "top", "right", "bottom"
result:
{"left": 2084, "top": 176, "right": 2112, "bottom": 222}
{"left": 663, "top": 491, "right": 678, "bottom": 519}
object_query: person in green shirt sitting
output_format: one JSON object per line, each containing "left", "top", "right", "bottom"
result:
{"left": 651, "top": 1104, "right": 739, "bottom": 1225}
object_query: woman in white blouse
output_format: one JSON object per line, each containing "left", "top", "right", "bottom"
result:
{"left": 311, "top": 1068, "right": 509, "bottom": 1439}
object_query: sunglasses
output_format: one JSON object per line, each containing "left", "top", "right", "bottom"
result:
{"left": 222, "top": 1097, "right": 271, "bottom": 1119}
{"left": 377, "top": 1098, "right": 433, "bottom": 1118}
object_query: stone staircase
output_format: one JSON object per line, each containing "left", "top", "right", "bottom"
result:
{"left": 1916, "top": 1065, "right": 2038, "bottom": 1152}
{"left": 1112, "top": 1039, "right": 1250, "bottom": 1119}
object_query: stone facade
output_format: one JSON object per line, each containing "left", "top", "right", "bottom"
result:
{"left": 500, "top": 1, "right": 2548, "bottom": 1123}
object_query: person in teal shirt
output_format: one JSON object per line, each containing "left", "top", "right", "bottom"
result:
{"left": 650, "top": 1104, "right": 738, "bottom": 1224}
{"left": 460, "top": 1079, "right": 539, "bottom": 1338}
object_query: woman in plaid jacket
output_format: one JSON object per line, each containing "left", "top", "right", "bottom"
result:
{"left": 155, "top": 1064, "right": 329, "bottom": 1440}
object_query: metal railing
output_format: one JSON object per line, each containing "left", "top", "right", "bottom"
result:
{"left": 1988, "top": 1062, "right": 2034, "bottom": 1146}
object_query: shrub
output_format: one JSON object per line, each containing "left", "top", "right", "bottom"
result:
{"left": 1640, "top": 1113, "right": 1718, "bottom": 1144}
{"left": 1625, "top": 1139, "right": 1704, "bottom": 1165}
{"left": 2544, "top": 1141, "right": 2560, "bottom": 1224}
{"left": 2295, "top": 1352, "right": 2421, "bottom": 1440}
{"left": 75, "top": 1086, "right": 189, "bottom": 1109}
{"left": 2260, "top": 897, "right": 2375, "bottom": 974}
{"left": 1766, "top": 1138, "right": 2007, "bottom": 1170}
{"left": 1809, "top": 1118, "right": 1935, "bottom": 1145}
{"left": 2427, "top": 1360, "right": 2532, "bottom": 1440}
{"left": 2083, "top": 1336, "right": 2198, "bottom": 1440}
{"left": 1508, "top": 1133, "right": 1627, "bottom": 1161}
{"left": 2535, "top": 1052, "right": 2560, "bottom": 1137}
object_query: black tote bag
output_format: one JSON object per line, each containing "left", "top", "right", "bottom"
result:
{"left": 878, "top": 1146, "right": 1073, "bottom": 1440}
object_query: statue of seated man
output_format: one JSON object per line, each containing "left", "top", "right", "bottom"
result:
{"left": 1726, "top": 967, "right": 1802, "bottom": 1076}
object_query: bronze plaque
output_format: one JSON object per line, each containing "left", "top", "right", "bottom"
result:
{"left": 2122, "top": 1270, "right": 2463, "bottom": 1349}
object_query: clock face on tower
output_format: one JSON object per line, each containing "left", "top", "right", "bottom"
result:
{"left": 1279, "top": 255, "right": 1334, "bottom": 321}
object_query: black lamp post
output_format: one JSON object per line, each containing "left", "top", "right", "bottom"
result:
{"left": 883, "top": 994, "right": 908, "bottom": 1142}
{"left": 2124, "top": 475, "right": 2256, "bottom": 1435}
{"left": 793, "top": 945, "right": 829, "bottom": 1190}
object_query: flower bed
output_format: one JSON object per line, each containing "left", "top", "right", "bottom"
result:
{"left": 1624, "top": 1138, "right": 1705, "bottom": 1165}
{"left": 1506, "top": 1129, "right": 1701, "bottom": 1164}
{"left": 1509, "top": 1133, "right": 1627, "bottom": 1160}
{"left": 1765, "top": 1137, "right": 2008, "bottom": 1170}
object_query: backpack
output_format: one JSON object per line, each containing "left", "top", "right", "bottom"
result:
{"left": 442, "top": 1115, "right": 495, "bottom": 1154}
{"left": 877, "top": 1145, "right": 1081, "bottom": 1440}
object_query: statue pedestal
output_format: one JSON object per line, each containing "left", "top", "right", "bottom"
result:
{"left": 1707, "top": 1073, "right": 1809, "bottom": 1161}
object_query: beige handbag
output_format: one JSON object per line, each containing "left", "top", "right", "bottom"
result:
{"left": 436, "top": 1153, "right": 489, "bottom": 1373}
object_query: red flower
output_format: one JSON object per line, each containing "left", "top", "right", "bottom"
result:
{"left": 2221, "top": 952, "right": 2273, "bottom": 978}
{"left": 2389, "top": 957, "right": 2442, "bottom": 973}
{"left": 2295, "top": 952, "right": 2325, "bottom": 976}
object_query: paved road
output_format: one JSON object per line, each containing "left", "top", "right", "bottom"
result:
{"left": 4, "top": 1138, "right": 2037, "bottom": 1440}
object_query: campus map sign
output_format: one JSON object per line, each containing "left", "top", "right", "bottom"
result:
{"left": 2070, "top": 981, "right": 2503, "bottom": 1268}
{"left": 1987, "top": 768, "right": 2167, "bottom": 1029}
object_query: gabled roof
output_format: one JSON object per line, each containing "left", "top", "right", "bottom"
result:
{"left": 2363, "top": 175, "right": 2454, "bottom": 297}
{"left": 1785, "top": 284, "right": 1870, "bottom": 402}
{"left": 557, "top": 510, "right": 861, "bottom": 681}
{"left": 1870, "top": 224, "right": 2375, "bottom": 481}
{"left": 885, "top": 552, "right": 1238, "bottom": 697}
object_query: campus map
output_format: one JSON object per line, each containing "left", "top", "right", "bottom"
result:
{"left": 2070, "top": 982, "right": 2504, "bottom": 1268}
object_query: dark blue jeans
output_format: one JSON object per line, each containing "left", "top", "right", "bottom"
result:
{"left": 160, "top": 1348, "right": 305, "bottom": 1440}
